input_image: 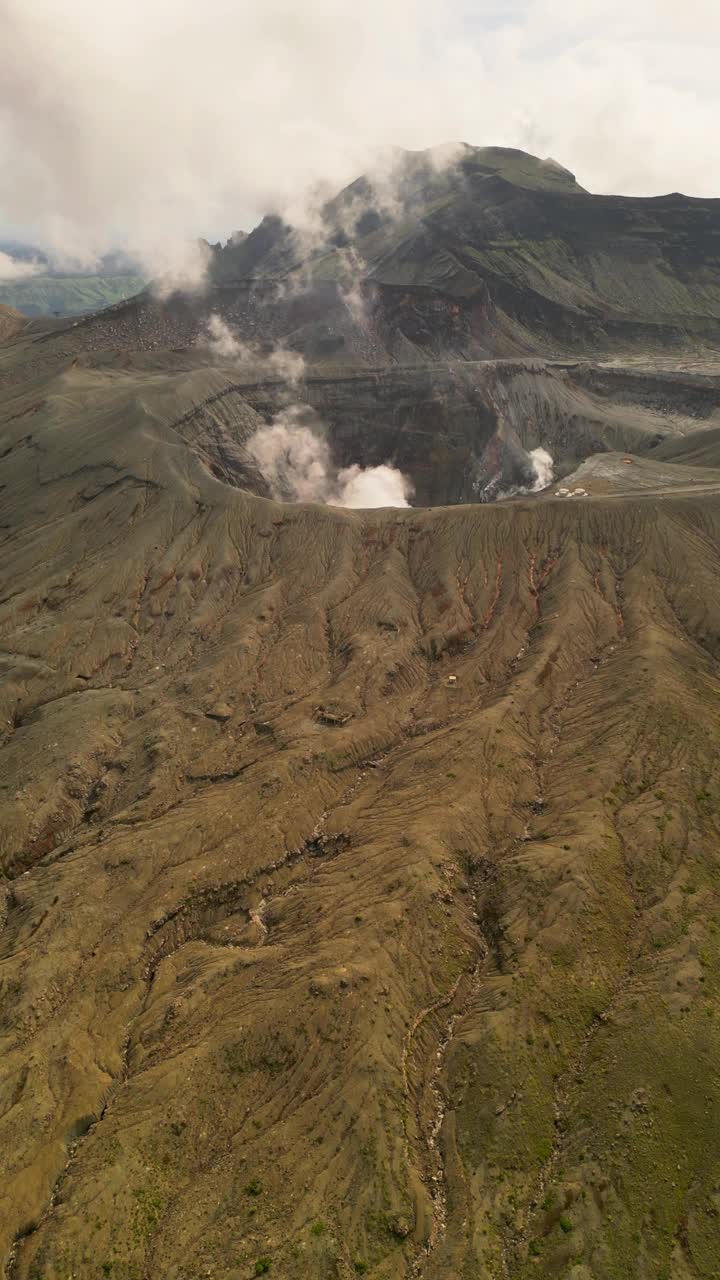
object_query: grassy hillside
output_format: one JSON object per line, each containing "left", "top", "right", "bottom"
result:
{"left": 0, "top": 272, "right": 146, "bottom": 317}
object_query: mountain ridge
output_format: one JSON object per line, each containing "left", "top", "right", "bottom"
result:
{"left": 42, "top": 144, "right": 719, "bottom": 370}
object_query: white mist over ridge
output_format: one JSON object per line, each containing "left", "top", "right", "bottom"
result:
{"left": 203, "top": 313, "right": 240, "bottom": 359}
{"left": 1, "top": 2, "right": 719, "bottom": 285}
{"left": 245, "top": 406, "right": 412, "bottom": 510}
{"left": 201, "top": 314, "right": 307, "bottom": 384}
{"left": 0, "top": 251, "right": 42, "bottom": 283}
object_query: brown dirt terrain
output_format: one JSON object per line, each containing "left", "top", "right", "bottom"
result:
{"left": 0, "top": 306, "right": 26, "bottom": 344}
{"left": 2, "top": 304, "right": 720, "bottom": 1280}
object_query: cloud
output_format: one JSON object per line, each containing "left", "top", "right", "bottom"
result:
{"left": 331, "top": 463, "right": 413, "bottom": 509}
{"left": 498, "top": 446, "right": 554, "bottom": 500}
{"left": 202, "top": 313, "right": 244, "bottom": 360}
{"left": 245, "top": 408, "right": 334, "bottom": 505}
{"left": 528, "top": 446, "right": 553, "bottom": 492}
{"left": 245, "top": 405, "right": 412, "bottom": 508}
{"left": 150, "top": 239, "right": 211, "bottom": 298}
{"left": 479, "top": 443, "right": 555, "bottom": 501}
{"left": 0, "top": 0, "right": 718, "bottom": 284}
{"left": 201, "top": 314, "right": 306, "bottom": 383}
{"left": 0, "top": 250, "right": 42, "bottom": 282}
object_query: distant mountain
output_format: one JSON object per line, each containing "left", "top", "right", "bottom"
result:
{"left": 0, "top": 241, "right": 145, "bottom": 316}
{"left": 54, "top": 144, "right": 720, "bottom": 361}
{"left": 0, "top": 272, "right": 147, "bottom": 317}
{"left": 209, "top": 143, "right": 720, "bottom": 359}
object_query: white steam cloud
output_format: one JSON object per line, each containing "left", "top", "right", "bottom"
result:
{"left": 201, "top": 315, "right": 411, "bottom": 507}
{"left": 334, "top": 464, "right": 411, "bottom": 509}
{"left": 1, "top": 2, "right": 719, "bottom": 285}
{"left": 203, "top": 313, "right": 241, "bottom": 359}
{"left": 151, "top": 239, "right": 211, "bottom": 298}
{"left": 492, "top": 445, "right": 555, "bottom": 502}
{"left": 245, "top": 406, "right": 412, "bottom": 509}
{"left": 201, "top": 314, "right": 306, "bottom": 384}
{"left": 0, "top": 251, "right": 42, "bottom": 283}
{"left": 529, "top": 447, "right": 554, "bottom": 492}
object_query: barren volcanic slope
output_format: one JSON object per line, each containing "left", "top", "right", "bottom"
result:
{"left": 3, "top": 153, "right": 720, "bottom": 1280}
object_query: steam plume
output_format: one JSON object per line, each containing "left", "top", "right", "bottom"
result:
{"left": 245, "top": 406, "right": 412, "bottom": 509}
{"left": 491, "top": 445, "right": 555, "bottom": 502}
{"left": 203, "top": 313, "right": 241, "bottom": 359}
{"left": 201, "top": 314, "right": 306, "bottom": 384}
{"left": 529, "top": 447, "right": 554, "bottom": 492}
{"left": 201, "top": 315, "right": 410, "bottom": 507}
{"left": 332, "top": 464, "right": 412, "bottom": 509}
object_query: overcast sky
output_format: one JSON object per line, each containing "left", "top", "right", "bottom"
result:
{"left": 1, "top": 0, "right": 718, "bottom": 277}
